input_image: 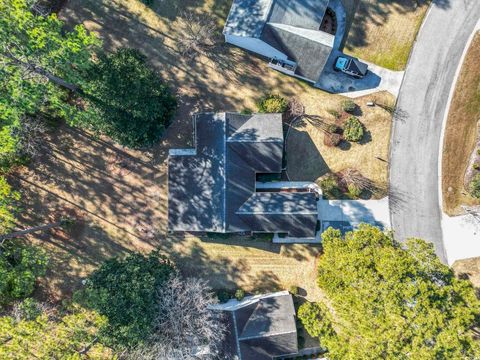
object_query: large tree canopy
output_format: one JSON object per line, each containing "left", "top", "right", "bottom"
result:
{"left": 80, "top": 251, "right": 174, "bottom": 348}
{"left": 79, "top": 48, "right": 177, "bottom": 148}
{"left": 306, "top": 225, "right": 480, "bottom": 359}
{"left": 0, "top": 302, "right": 112, "bottom": 359}
{"left": 0, "top": 0, "right": 97, "bottom": 168}
{"left": 0, "top": 240, "right": 48, "bottom": 305}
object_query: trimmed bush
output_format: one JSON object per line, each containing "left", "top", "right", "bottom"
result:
{"left": 341, "top": 99, "right": 356, "bottom": 113}
{"left": 347, "top": 184, "right": 362, "bottom": 198}
{"left": 217, "top": 289, "right": 232, "bottom": 303}
{"left": 235, "top": 289, "right": 245, "bottom": 301}
{"left": 257, "top": 93, "right": 288, "bottom": 113}
{"left": 343, "top": 116, "right": 364, "bottom": 142}
{"left": 327, "top": 109, "right": 341, "bottom": 119}
{"left": 473, "top": 163, "right": 480, "bottom": 171}
{"left": 289, "top": 285, "right": 299, "bottom": 296}
{"left": 470, "top": 174, "right": 480, "bottom": 198}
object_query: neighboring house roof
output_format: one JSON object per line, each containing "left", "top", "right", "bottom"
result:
{"left": 219, "top": 291, "right": 298, "bottom": 360}
{"left": 224, "top": 0, "right": 334, "bottom": 82}
{"left": 168, "top": 113, "right": 317, "bottom": 237}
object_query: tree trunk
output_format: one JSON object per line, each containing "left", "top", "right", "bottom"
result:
{"left": 2, "top": 51, "right": 80, "bottom": 92}
{"left": 0, "top": 221, "right": 63, "bottom": 242}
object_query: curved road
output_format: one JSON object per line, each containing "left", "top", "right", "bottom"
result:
{"left": 390, "top": 0, "right": 480, "bottom": 263}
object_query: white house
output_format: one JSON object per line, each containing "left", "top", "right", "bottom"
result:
{"left": 223, "top": 0, "right": 337, "bottom": 85}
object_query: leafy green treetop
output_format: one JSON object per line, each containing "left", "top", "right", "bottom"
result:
{"left": 0, "top": 302, "right": 112, "bottom": 359}
{"left": 0, "top": 240, "right": 48, "bottom": 305}
{"left": 311, "top": 225, "right": 480, "bottom": 359}
{"left": 0, "top": 0, "right": 97, "bottom": 167}
{"left": 80, "top": 251, "right": 174, "bottom": 348}
{"left": 79, "top": 48, "right": 177, "bottom": 148}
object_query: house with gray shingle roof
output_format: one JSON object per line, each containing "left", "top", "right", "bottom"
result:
{"left": 168, "top": 112, "right": 318, "bottom": 237}
{"left": 223, "top": 0, "right": 336, "bottom": 85}
{"left": 213, "top": 291, "right": 299, "bottom": 360}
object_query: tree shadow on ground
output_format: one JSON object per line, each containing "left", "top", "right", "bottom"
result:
{"left": 344, "top": 0, "right": 451, "bottom": 51}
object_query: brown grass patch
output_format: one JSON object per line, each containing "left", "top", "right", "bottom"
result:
{"left": 286, "top": 92, "right": 394, "bottom": 197}
{"left": 344, "top": 0, "right": 430, "bottom": 70}
{"left": 442, "top": 32, "right": 480, "bottom": 215}
{"left": 8, "top": 0, "right": 351, "bottom": 302}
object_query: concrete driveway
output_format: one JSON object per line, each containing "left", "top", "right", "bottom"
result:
{"left": 315, "top": 50, "right": 404, "bottom": 97}
{"left": 389, "top": 0, "right": 480, "bottom": 263}
{"left": 318, "top": 198, "right": 391, "bottom": 233}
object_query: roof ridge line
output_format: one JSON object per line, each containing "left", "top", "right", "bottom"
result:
{"left": 238, "top": 329, "right": 297, "bottom": 341}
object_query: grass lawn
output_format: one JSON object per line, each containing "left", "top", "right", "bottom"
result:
{"left": 286, "top": 92, "right": 394, "bottom": 198}
{"left": 442, "top": 32, "right": 480, "bottom": 215}
{"left": 11, "top": 0, "right": 353, "bottom": 302}
{"left": 344, "top": 0, "right": 431, "bottom": 70}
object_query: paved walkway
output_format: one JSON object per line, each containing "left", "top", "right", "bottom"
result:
{"left": 389, "top": 0, "right": 480, "bottom": 264}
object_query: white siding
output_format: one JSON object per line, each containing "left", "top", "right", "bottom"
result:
{"left": 225, "top": 34, "right": 287, "bottom": 60}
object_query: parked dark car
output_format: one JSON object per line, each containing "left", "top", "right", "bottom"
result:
{"left": 334, "top": 56, "right": 368, "bottom": 78}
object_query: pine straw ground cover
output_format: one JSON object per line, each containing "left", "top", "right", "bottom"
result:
{"left": 442, "top": 32, "right": 480, "bottom": 215}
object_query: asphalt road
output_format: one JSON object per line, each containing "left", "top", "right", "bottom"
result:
{"left": 389, "top": 0, "right": 480, "bottom": 263}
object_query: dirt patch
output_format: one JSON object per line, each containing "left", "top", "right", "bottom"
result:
{"left": 442, "top": 32, "right": 480, "bottom": 215}
{"left": 344, "top": 0, "right": 431, "bottom": 70}
{"left": 286, "top": 92, "right": 394, "bottom": 198}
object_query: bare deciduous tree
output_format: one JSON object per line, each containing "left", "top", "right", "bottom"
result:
{"left": 11, "top": 115, "right": 49, "bottom": 159}
{"left": 338, "top": 168, "right": 379, "bottom": 194}
{"left": 177, "top": 11, "right": 217, "bottom": 58}
{"left": 129, "top": 275, "right": 226, "bottom": 360}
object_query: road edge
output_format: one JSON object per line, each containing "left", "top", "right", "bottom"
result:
{"left": 438, "top": 19, "right": 480, "bottom": 265}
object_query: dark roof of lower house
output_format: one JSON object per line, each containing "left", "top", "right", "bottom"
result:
{"left": 223, "top": 292, "right": 298, "bottom": 360}
{"left": 168, "top": 113, "right": 318, "bottom": 237}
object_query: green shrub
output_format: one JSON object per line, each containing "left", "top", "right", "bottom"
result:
{"left": 319, "top": 175, "right": 341, "bottom": 198}
{"left": 217, "top": 289, "right": 232, "bottom": 303}
{"left": 343, "top": 116, "right": 364, "bottom": 142}
{"left": 327, "top": 109, "right": 340, "bottom": 119}
{"left": 289, "top": 285, "right": 299, "bottom": 296}
{"left": 241, "top": 108, "right": 253, "bottom": 115}
{"left": 347, "top": 184, "right": 362, "bottom": 198}
{"left": 235, "top": 289, "right": 245, "bottom": 301}
{"left": 477, "top": 149, "right": 480, "bottom": 156}
{"left": 473, "top": 163, "right": 480, "bottom": 171}
{"left": 257, "top": 93, "right": 288, "bottom": 113}
{"left": 470, "top": 174, "right": 480, "bottom": 198}
{"left": 341, "top": 99, "right": 356, "bottom": 113}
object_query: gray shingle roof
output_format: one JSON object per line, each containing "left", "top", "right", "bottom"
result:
{"left": 261, "top": 23, "right": 333, "bottom": 81}
{"left": 168, "top": 113, "right": 318, "bottom": 237}
{"left": 226, "top": 293, "right": 298, "bottom": 360}
{"left": 268, "top": 0, "right": 329, "bottom": 30}
{"left": 223, "top": 0, "right": 273, "bottom": 37}
{"left": 224, "top": 0, "right": 334, "bottom": 82}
